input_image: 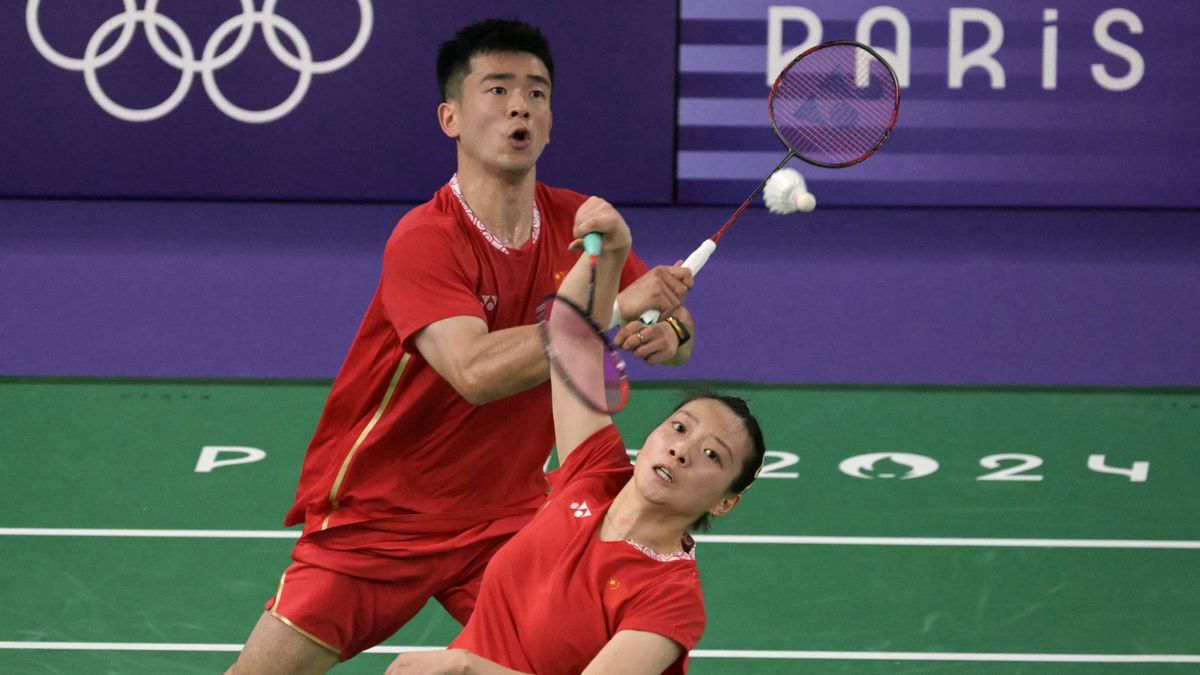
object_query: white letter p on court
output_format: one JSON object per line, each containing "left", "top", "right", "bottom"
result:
{"left": 195, "top": 446, "right": 267, "bottom": 473}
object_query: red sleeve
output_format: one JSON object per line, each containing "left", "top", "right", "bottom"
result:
{"left": 537, "top": 182, "right": 645, "bottom": 291}
{"left": 548, "top": 425, "right": 632, "bottom": 494}
{"left": 617, "top": 576, "right": 706, "bottom": 658}
{"left": 379, "top": 214, "right": 483, "bottom": 349}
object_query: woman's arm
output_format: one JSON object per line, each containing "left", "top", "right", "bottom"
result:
{"left": 581, "top": 630, "right": 684, "bottom": 675}
{"left": 385, "top": 648, "right": 530, "bottom": 675}
{"left": 549, "top": 197, "right": 631, "bottom": 465}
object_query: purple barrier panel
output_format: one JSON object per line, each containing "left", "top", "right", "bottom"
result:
{"left": 0, "top": 198, "right": 393, "bottom": 379}
{"left": 623, "top": 204, "right": 1200, "bottom": 386}
{"left": 678, "top": 0, "right": 1200, "bottom": 207}
{"left": 3, "top": 198, "right": 1198, "bottom": 386}
{"left": 3, "top": 2, "right": 675, "bottom": 204}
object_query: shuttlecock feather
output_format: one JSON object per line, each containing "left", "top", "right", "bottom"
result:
{"left": 763, "top": 168, "right": 816, "bottom": 214}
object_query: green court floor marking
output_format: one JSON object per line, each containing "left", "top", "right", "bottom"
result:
{"left": 1, "top": 535, "right": 1196, "bottom": 659}
{"left": 3, "top": 380, "right": 1196, "bottom": 538}
{"left": 2, "top": 379, "right": 1198, "bottom": 673}
{"left": 629, "top": 385, "right": 1199, "bottom": 541}
{"left": 1, "top": 380, "right": 324, "bottom": 530}
{"left": 4, "top": 528, "right": 1198, "bottom": 549}
{"left": 5, "top": 651, "right": 1198, "bottom": 675}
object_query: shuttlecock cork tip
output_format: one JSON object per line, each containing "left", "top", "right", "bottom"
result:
{"left": 763, "top": 168, "right": 813, "bottom": 215}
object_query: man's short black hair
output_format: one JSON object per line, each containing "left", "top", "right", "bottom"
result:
{"left": 436, "top": 19, "right": 555, "bottom": 102}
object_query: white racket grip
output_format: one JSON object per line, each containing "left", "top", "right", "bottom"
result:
{"left": 637, "top": 239, "right": 717, "bottom": 326}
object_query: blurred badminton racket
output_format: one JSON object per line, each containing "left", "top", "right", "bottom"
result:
{"left": 640, "top": 40, "right": 900, "bottom": 324}
{"left": 538, "top": 233, "right": 631, "bottom": 414}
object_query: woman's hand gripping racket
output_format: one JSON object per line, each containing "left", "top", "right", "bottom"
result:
{"left": 538, "top": 232, "right": 631, "bottom": 415}
{"left": 639, "top": 40, "right": 901, "bottom": 325}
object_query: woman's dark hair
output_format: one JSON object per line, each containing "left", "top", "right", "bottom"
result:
{"left": 671, "top": 390, "right": 767, "bottom": 533}
{"left": 436, "top": 19, "right": 555, "bottom": 102}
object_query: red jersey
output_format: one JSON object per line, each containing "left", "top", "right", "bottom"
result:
{"left": 451, "top": 425, "right": 706, "bottom": 675}
{"left": 285, "top": 179, "right": 648, "bottom": 566}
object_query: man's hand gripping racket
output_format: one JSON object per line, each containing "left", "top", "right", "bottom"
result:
{"left": 638, "top": 40, "right": 901, "bottom": 326}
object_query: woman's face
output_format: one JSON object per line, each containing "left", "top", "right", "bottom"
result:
{"left": 634, "top": 399, "right": 753, "bottom": 520}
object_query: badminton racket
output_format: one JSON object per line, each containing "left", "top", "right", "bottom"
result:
{"left": 639, "top": 40, "right": 900, "bottom": 324}
{"left": 538, "top": 233, "right": 631, "bottom": 414}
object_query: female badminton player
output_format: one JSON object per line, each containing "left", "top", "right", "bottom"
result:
{"left": 385, "top": 198, "right": 767, "bottom": 675}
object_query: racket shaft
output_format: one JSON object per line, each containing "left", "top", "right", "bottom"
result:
{"left": 638, "top": 239, "right": 717, "bottom": 325}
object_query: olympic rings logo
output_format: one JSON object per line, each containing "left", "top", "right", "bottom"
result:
{"left": 26, "top": 0, "right": 373, "bottom": 123}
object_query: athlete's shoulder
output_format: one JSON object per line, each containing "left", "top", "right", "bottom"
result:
{"left": 535, "top": 181, "right": 590, "bottom": 211}
{"left": 548, "top": 425, "right": 631, "bottom": 497}
{"left": 390, "top": 184, "right": 460, "bottom": 245}
{"left": 396, "top": 183, "right": 458, "bottom": 229}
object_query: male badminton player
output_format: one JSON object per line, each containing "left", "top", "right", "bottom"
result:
{"left": 226, "top": 19, "right": 696, "bottom": 675}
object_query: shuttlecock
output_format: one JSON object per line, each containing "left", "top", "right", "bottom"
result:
{"left": 763, "top": 167, "right": 816, "bottom": 214}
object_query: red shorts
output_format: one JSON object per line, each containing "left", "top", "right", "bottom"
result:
{"left": 264, "top": 533, "right": 511, "bottom": 660}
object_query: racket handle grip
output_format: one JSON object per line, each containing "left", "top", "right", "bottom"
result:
{"left": 637, "top": 239, "right": 717, "bottom": 326}
{"left": 582, "top": 232, "right": 602, "bottom": 257}
{"left": 681, "top": 238, "right": 717, "bottom": 275}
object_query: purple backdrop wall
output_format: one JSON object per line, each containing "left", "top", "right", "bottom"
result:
{"left": 3, "top": 199, "right": 1197, "bottom": 386}
{"left": 7, "top": 2, "right": 1199, "bottom": 207}
{"left": 4, "top": 1, "right": 676, "bottom": 203}
{"left": 679, "top": 0, "right": 1200, "bottom": 207}
{"left": 2, "top": 2, "right": 1198, "bottom": 386}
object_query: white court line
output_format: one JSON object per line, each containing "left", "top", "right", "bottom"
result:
{"left": 2, "top": 528, "right": 1200, "bottom": 549}
{"left": 696, "top": 535, "right": 1200, "bottom": 549}
{"left": 0, "top": 643, "right": 1197, "bottom": 662}
{"left": 0, "top": 528, "right": 300, "bottom": 539}
{"left": 688, "top": 650, "right": 1200, "bottom": 663}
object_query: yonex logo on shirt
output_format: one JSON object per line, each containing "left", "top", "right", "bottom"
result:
{"left": 570, "top": 501, "right": 592, "bottom": 518}
{"left": 480, "top": 295, "right": 497, "bottom": 312}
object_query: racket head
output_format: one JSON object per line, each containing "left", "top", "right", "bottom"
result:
{"left": 537, "top": 294, "right": 631, "bottom": 415}
{"left": 768, "top": 40, "right": 900, "bottom": 168}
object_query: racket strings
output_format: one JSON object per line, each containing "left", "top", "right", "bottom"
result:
{"left": 771, "top": 45, "right": 897, "bottom": 166}
{"left": 775, "top": 78, "right": 890, "bottom": 157}
{"left": 539, "top": 295, "right": 630, "bottom": 414}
